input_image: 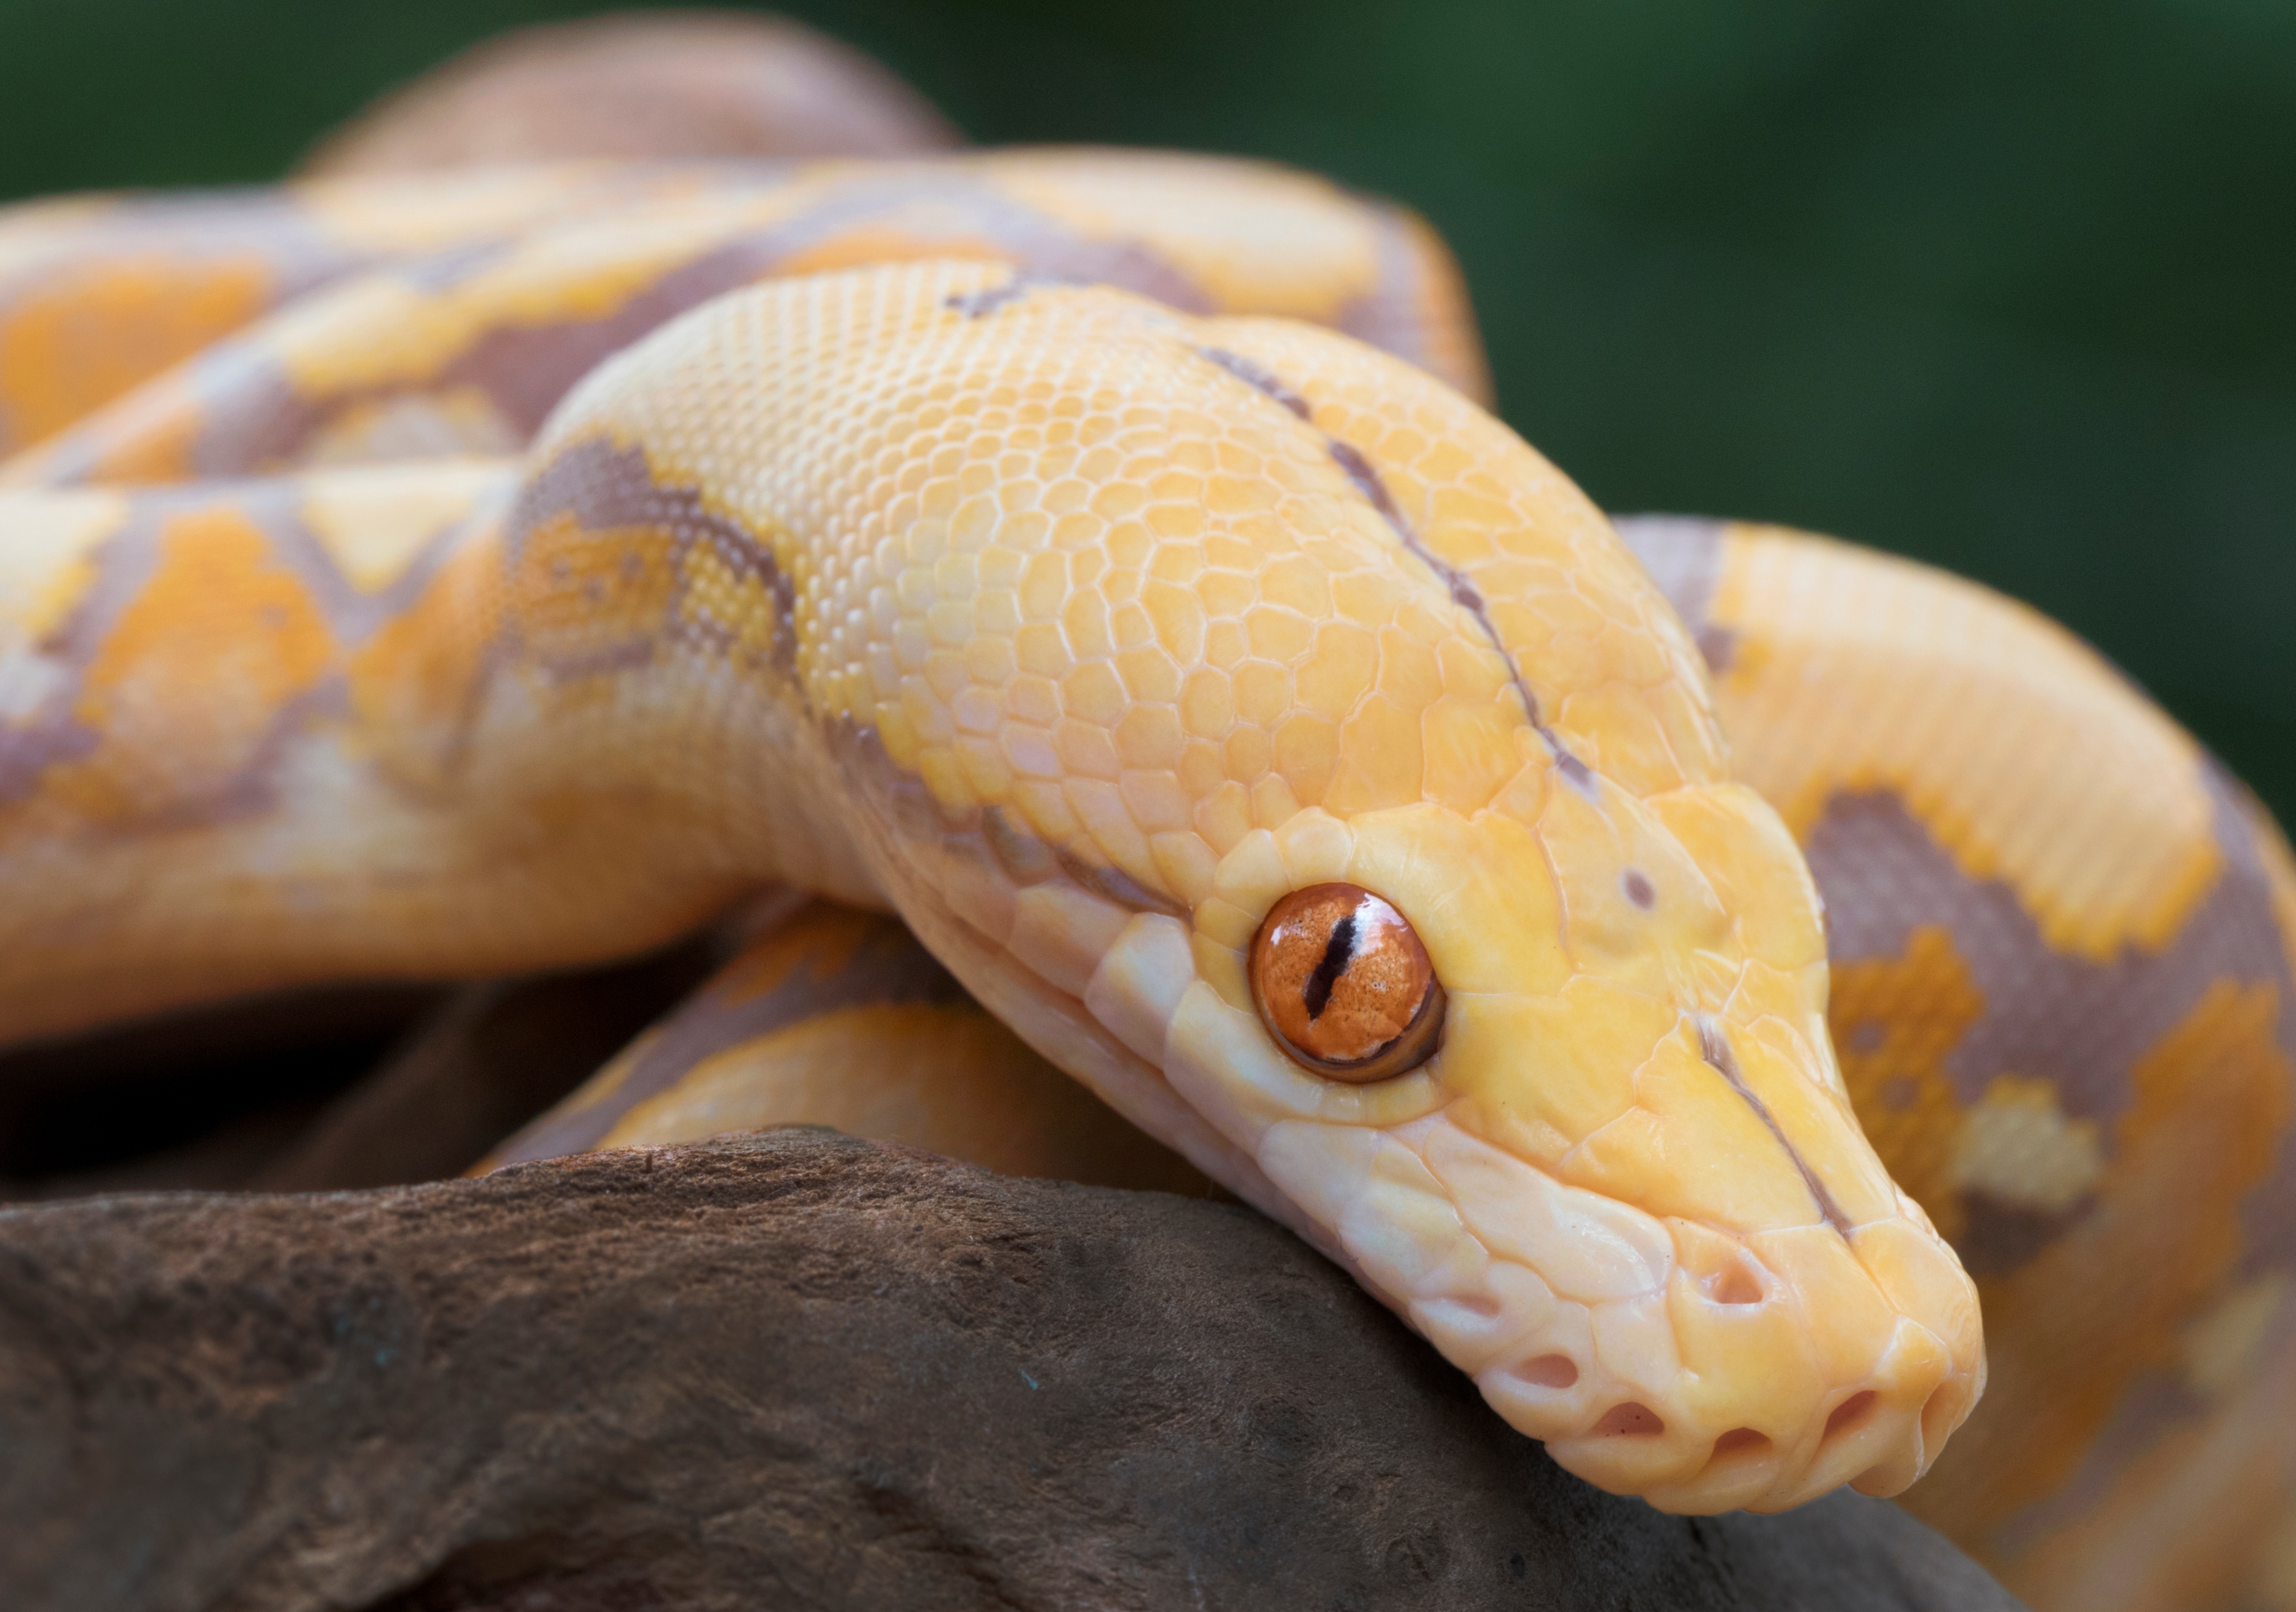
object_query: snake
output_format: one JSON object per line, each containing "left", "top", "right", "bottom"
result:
{"left": 1, "top": 20, "right": 2291, "bottom": 1611}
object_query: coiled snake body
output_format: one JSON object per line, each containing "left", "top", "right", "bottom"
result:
{"left": 0, "top": 34, "right": 2289, "bottom": 1612}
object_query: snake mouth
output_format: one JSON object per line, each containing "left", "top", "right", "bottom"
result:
{"left": 1535, "top": 1305, "right": 1976, "bottom": 1514}
{"left": 1254, "top": 1104, "right": 1984, "bottom": 1515}
{"left": 1468, "top": 1195, "right": 1978, "bottom": 1514}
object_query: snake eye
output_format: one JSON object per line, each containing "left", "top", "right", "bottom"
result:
{"left": 1250, "top": 883, "right": 1445, "bottom": 1083}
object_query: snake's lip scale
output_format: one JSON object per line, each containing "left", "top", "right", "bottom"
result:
{"left": 1198, "top": 969, "right": 1981, "bottom": 1513}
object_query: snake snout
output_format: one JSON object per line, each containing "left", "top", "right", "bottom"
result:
{"left": 1770, "top": 1322, "right": 1960, "bottom": 1509}
{"left": 1272, "top": 1099, "right": 1983, "bottom": 1514}
{"left": 1529, "top": 1217, "right": 1980, "bottom": 1514}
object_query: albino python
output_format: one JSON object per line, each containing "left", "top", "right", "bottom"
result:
{"left": 1, "top": 18, "right": 2290, "bottom": 1610}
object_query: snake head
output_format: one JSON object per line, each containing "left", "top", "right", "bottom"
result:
{"left": 545, "top": 260, "right": 1985, "bottom": 1513}
{"left": 1170, "top": 784, "right": 1986, "bottom": 1514}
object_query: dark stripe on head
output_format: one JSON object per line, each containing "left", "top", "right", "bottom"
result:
{"left": 1191, "top": 350, "right": 1597, "bottom": 787}
{"left": 1196, "top": 346, "right": 1312, "bottom": 419}
{"left": 1697, "top": 1013, "right": 1854, "bottom": 1236}
{"left": 945, "top": 276, "right": 1044, "bottom": 320}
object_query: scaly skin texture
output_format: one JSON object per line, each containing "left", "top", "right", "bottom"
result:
{"left": 485, "top": 898, "right": 1213, "bottom": 1195}
{"left": 1625, "top": 518, "right": 2296, "bottom": 1609}
{"left": 0, "top": 259, "right": 1980, "bottom": 1514}
{"left": 1, "top": 14, "right": 2274, "bottom": 1585}
{"left": 517, "top": 505, "right": 2296, "bottom": 1609}
{"left": 0, "top": 166, "right": 722, "bottom": 455}
{"left": 0, "top": 152, "right": 1485, "bottom": 476}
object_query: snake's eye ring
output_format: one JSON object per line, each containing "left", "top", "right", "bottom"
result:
{"left": 1250, "top": 883, "right": 1445, "bottom": 1083}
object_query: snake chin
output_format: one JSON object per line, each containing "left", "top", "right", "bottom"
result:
{"left": 1254, "top": 1107, "right": 1982, "bottom": 1514}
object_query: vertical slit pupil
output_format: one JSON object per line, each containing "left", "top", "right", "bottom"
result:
{"left": 1303, "top": 912, "right": 1358, "bottom": 1021}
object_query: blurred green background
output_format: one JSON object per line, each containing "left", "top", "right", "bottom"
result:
{"left": 1, "top": 0, "right": 2290, "bottom": 812}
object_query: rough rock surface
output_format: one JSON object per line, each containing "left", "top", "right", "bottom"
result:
{"left": 0, "top": 1128, "right": 2022, "bottom": 1611}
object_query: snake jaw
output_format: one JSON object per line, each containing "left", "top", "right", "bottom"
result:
{"left": 1233, "top": 1097, "right": 1984, "bottom": 1514}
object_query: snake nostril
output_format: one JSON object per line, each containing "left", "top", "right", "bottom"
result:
{"left": 1510, "top": 1353, "right": 1579, "bottom": 1390}
{"left": 1711, "top": 1426, "right": 1770, "bottom": 1459}
{"left": 1591, "top": 1402, "right": 1665, "bottom": 1438}
{"left": 1708, "top": 1262, "right": 1763, "bottom": 1306}
{"left": 1824, "top": 1390, "right": 1878, "bottom": 1443}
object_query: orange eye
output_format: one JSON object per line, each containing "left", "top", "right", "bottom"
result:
{"left": 1249, "top": 883, "right": 1445, "bottom": 1083}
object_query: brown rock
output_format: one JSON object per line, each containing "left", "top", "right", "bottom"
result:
{"left": 0, "top": 1129, "right": 2022, "bottom": 1610}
